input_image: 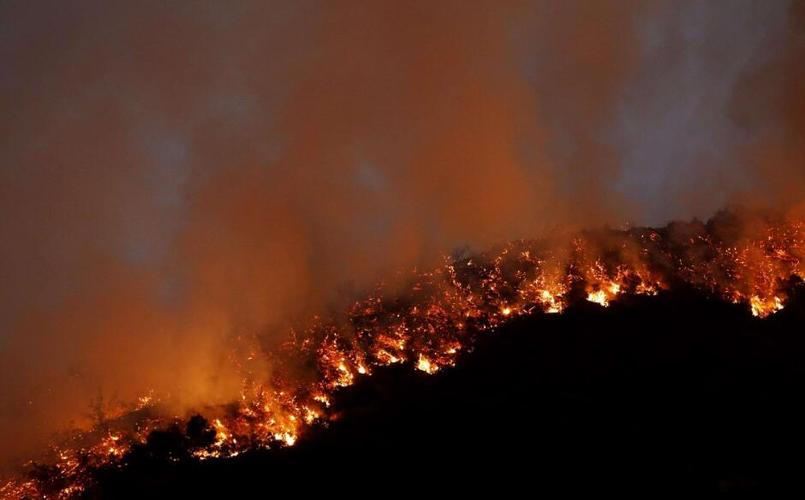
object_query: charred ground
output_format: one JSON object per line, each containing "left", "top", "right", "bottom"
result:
{"left": 78, "top": 282, "right": 805, "bottom": 497}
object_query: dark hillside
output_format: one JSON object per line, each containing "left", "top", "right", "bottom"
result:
{"left": 86, "top": 283, "right": 805, "bottom": 497}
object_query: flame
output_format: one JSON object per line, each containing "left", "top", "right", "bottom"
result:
{"left": 587, "top": 290, "right": 610, "bottom": 307}
{"left": 4, "top": 215, "right": 803, "bottom": 498}
{"left": 750, "top": 295, "right": 784, "bottom": 318}
{"left": 539, "top": 290, "right": 564, "bottom": 313}
{"left": 136, "top": 393, "right": 154, "bottom": 410}
{"left": 416, "top": 354, "right": 439, "bottom": 374}
{"left": 213, "top": 418, "right": 229, "bottom": 447}
{"left": 587, "top": 280, "right": 621, "bottom": 306}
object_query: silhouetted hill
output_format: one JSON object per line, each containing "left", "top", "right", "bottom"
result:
{"left": 86, "top": 283, "right": 805, "bottom": 497}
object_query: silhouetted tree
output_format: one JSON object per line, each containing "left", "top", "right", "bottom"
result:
{"left": 186, "top": 414, "right": 216, "bottom": 449}
{"left": 142, "top": 425, "right": 189, "bottom": 462}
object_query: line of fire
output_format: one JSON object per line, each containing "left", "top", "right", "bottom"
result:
{"left": 3, "top": 211, "right": 803, "bottom": 497}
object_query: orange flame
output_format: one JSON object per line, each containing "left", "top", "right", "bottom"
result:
{"left": 4, "top": 215, "right": 803, "bottom": 498}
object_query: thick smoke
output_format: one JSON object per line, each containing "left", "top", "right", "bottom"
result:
{"left": 1, "top": 0, "right": 803, "bottom": 467}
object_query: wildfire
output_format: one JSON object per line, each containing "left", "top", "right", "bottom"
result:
{"left": 416, "top": 354, "right": 439, "bottom": 374}
{"left": 213, "top": 419, "right": 229, "bottom": 447}
{"left": 539, "top": 290, "right": 564, "bottom": 313}
{"left": 750, "top": 295, "right": 785, "bottom": 318}
{"left": 587, "top": 290, "right": 609, "bottom": 307}
{"left": 273, "top": 432, "right": 296, "bottom": 446}
{"left": 3, "top": 213, "right": 803, "bottom": 498}
{"left": 586, "top": 281, "right": 621, "bottom": 307}
{"left": 135, "top": 392, "right": 156, "bottom": 410}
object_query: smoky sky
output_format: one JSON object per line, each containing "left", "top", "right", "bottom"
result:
{"left": 1, "top": 0, "right": 803, "bottom": 465}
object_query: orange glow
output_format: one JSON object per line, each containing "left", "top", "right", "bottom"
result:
{"left": 750, "top": 295, "right": 784, "bottom": 318}
{"left": 4, "top": 216, "right": 803, "bottom": 498}
{"left": 416, "top": 354, "right": 439, "bottom": 374}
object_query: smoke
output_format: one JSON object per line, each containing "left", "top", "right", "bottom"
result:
{"left": 1, "top": 0, "right": 803, "bottom": 467}
{"left": 615, "top": 0, "right": 798, "bottom": 223}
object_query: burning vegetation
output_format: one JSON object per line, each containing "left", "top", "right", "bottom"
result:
{"left": 2, "top": 211, "right": 803, "bottom": 498}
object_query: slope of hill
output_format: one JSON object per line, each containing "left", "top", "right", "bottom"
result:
{"left": 84, "top": 284, "right": 805, "bottom": 497}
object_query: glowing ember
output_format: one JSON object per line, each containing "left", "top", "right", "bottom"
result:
{"left": 213, "top": 419, "right": 229, "bottom": 447}
{"left": 273, "top": 432, "right": 297, "bottom": 446}
{"left": 416, "top": 354, "right": 439, "bottom": 374}
{"left": 3, "top": 214, "right": 803, "bottom": 498}
{"left": 587, "top": 290, "right": 610, "bottom": 307}
{"left": 539, "top": 290, "right": 564, "bottom": 313}
{"left": 136, "top": 392, "right": 155, "bottom": 410}
{"left": 313, "top": 394, "right": 331, "bottom": 407}
{"left": 750, "top": 295, "right": 785, "bottom": 318}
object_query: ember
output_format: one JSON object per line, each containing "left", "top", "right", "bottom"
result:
{"left": 2, "top": 213, "right": 803, "bottom": 498}
{"left": 416, "top": 354, "right": 439, "bottom": 374}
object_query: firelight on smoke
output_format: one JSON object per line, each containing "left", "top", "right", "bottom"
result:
{"left": 2, "top": 213, "right": 802, "bottom": 499}
{"left": 2, "top": 1, "right": 805, "bottom": 496}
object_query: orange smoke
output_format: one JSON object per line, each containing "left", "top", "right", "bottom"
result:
{"left": 0, "top": 0, "right": 804, "bottom": 473}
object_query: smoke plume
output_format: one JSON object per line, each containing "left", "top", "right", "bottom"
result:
{"left": 1, "top": 0, "right": 803, "bottom": 467}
